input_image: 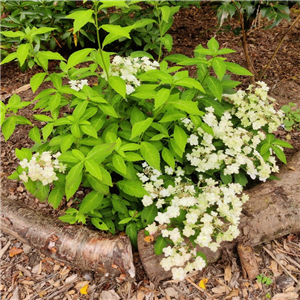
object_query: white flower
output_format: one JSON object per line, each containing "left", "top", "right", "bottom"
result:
{"left": 172, "top": 267, "right": 186, "bottom": 280}
{"left": 165, "top": 166, "right": 174, "bottom": 175}
{"left": 187, "top": 134, "right": 198, "bottom": 146}
{"left": 19, "top": 171, "right": 28, "bottom": 183}
{"left": 142, "top": 195, "right": 153, "bottom": 207}
{"left": 145, "top": 223, "right": 158, "bottom": 235}
{"left": 126, "top": 84, "right": 135, "bottom": 95}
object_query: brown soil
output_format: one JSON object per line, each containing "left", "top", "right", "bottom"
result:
{"left": 1, "top": 3, "right": 300, "bottom": 300}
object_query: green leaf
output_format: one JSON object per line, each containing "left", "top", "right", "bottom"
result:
{"left": 123, "top": 152, "right": 143, "bottom": 162}
{"left": 86, "top": 143, "right": 115, "bottom": 164}
{"left": 34, "top": 181, "right": 50, "bottom": 202}
{"left": 162, "top": 147, "right": 175, "bottom": 169}
{"left": 31, "top": 27, "right": 56, "bottom": 36}
{"left": 42, "top": 123, "right": 54, "bottom": 141}
{"left": 131, "top": 118, "right": 153, "bottom": 140}
{"left": 59, "top": 214, "right": 78, "bottom": 224}
{"left": 49, "top": 93, "right": 61, "bottom": 112}
{"left": 48, "top": 187, "right": 64, "bottom": 209}
{"left": 112, "top": 154, "right": 127, "bottom": 174}
{"left": 0, "top": 102, "right": 6, "bottom": 126}
{"left": 2, "top": 116, "right": 16, "bottom": 141}
{"left": 29, "top": 126, "right": 41, "bottom": 144}
{"left": 175, "top": 77, "right": 204, "bottom": 92}
{"left": 140, "top": 142, "right": 161, "bottom": 171}
{"left": 160, "top": 5, "right": 171, "bottom": 22}
{"left": 207, "top": 37, "right": 219, "bottom": 54}
{"left": 154, "top": 235, "right": 168, "bottom": 255}
{"left": 154, "top": 88, "right": 170, "bottom": 110}
{"left": 141, "top": 204, "right": 158, "bottom": 226}
{"left": 98, "top": 103, "right": 118, "bottom": 118}
{"left": 79, "top": 191, "right": 104, "bottom": 214}
{"left": 159, "top": 109, "right": 186, "bottom": 123}
{"left": 15, "top": 148, "right": 32, "bottom": 161}
{"left": 58, "top": 151, "right": 80, "bottom": 163}
{"left": 87, "top": 175, "right": 109, "bottom": 195}
{"left": 225, "top": 62, "right": 253, "bottom": 76}
{"left": 260, "top": 143, "right": 271, "bottom": 156}
{"left": 30, "top": 72, "right": 46, "bottom": 93}
{"left": 84, "top": 159, "right": 102, "bottom": 181}
{"left": 65, "top": 162, "right": 83, "bottom": 200}
{"left": 72, "top": 149, "right": 85, "bottom": 161}
{"left": 66, "top": 10, "right": 94, "bottom": 33}
{"left": 162, "top": 33, "right": 173, "bottom": 53}
{"left": 17, "top": 43, "right": 30, "bottom": 66}
{"left": 101, "top": 24, "right": 131, "bottom": 39}
{"left": 118, "top": 217, "right": 133, "bottom": 225}
{"left": 173, "top": 125, "right": 187, "bottom": 153}
{"left": 0, "top": 52, "right": 18, "bottom": 65}
{"left": 66, "top": 48, "right": 94, "bottom": 69}
{"left": 212, "top": 57, "right": 226, "bottom": 80}
{"left": 116, "top": 180, "right": 148, "bottom": 197}
{"left": 173, "top": 101, "right": 204, "bottom": 116}
{"left": 234, "top": 172, "right": 248, "bottom": 187}
{"left": 1, "top": 31, "right": 25, "bottom": 38}
{"left": 60, "top": 135, "right": 75, "bottom": 153}
{"left": 108, "top": 76, "right": 126, "bottom": 98}
{"left": 220, "top": 171, "right": 232, "bottom": 184}
{"left": 126, "top": 223, "right": 137, "bottom": 247}
{"left": 272, "top": 139, "right": 293, "bottom": 148}
{"left": 271, "top": 145, "right": 287, "bottom": 164}
{"left": 81, "top": 124, "right": 98, "bottom": 138}
{"left": 206, "top": 76, "right": 223, "bottom": 101}
{"left": 91, "top": 218, "right": 109, "bottom": 230}
{"left": 112, "top": 198, "right": 128, "bottom": 215}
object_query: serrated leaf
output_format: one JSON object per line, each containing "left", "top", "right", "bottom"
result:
{"left": 2, "top": 116, "right": 16, "bottom": 141}
{"left": 112, "top": 198, "right": 128, "bottom": 215}
{"left": 116, "top": 180, "right": 148, "bottom": 197}
{"left": 212, "top": 57, "right": 226, "bottom": 80}
{"left": 29, "top": 126, "right": 41, "bottom": 144}
{"left": 48, "top": 187, "right": 64, "bottom": 209}
{"left": 173, "top": 101, "right": 204, "bottom": 116}
{"left": 30, "top": 72, "right": 46, "bottom": 93}
{"left": 173, "top": 125, "right": 187, "bottom": 153}
{"left": 86, "top": 143, "right": 115, "bottom": 164}
{"left": 84, "top": 159, "right": 102, "bottom": 181}
{"left": 66, "top": 10, "right": 94, "bottom": 33}
{"left": 206, "top": 76, "right": 223, "bottom": 101}
{"left": 66, "top": 48, "right": 94, "bottom": 69}
{"left": 65, "top": 162, "right": 83, "bottom": 200}
{"left": 141, "top": 204, "right": 158, "bottom": 226}
{"left": 225, "top": 62, "right": 253, "bottom": 76}
{"left": 154, "top": 88, "right": 170, "bottom": 110}
{"left": 271, "top": 145, "right": 287, "bottom": 164}
{"left": 81, "top": 124, "right": 98, "bottom": 138}
{"left": 131, "top": 118, "right": 153, "bottom": 140}
{"left": 140, "top": 142, "right": 161, "bottom": 171}
{"left": 79, "top": 191, "right": 103, "bottom": 214}
{"left": 162, "top": 147, "right": 175, "bottom": 169}
{"left": 126, "top": 223, "right": 137, "bottom": 247}
{"left": 154, "top": 235, "right": 168, "bottom": 255}
{"left": 108, "top": 76, "right": 126, "bottom": 98}
{"left": 112, "top": 154, "right": 127, "bottom": 174}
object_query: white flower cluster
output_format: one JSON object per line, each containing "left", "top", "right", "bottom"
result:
{"left": 140, "top": 163, "right": 249, "bottom": 280}
{"left": 184, "top": 105, "right": 280, "bottom": 182}
{"left": 102, "top": 56, "right": 159, "bottom": 95}
{"left": 19, "top": 152, "right": 67, "bottom": 186}
{"left": 69, "top": 79, "right": 88, "bottom": 91}
{"left": 224, "top": 81, "right": 284, "bottom": 132}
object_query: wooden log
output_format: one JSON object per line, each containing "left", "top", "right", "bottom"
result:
{"left": 0, "top": 197, "right": 135, "bottom": 282}
{"left": 138, "top": 151, "right": 300, "bottom": 282}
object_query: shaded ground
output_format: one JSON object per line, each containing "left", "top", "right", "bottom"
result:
{"left": 1, "top": 3, "right": 300, "bottom": 300}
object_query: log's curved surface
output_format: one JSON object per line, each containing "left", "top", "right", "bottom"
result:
{"left": 239, "top": 150, "right": 300, "bottom": 246}
{"left": 138, "top": 151, "right": 300, "bottom": 282}
{"left": 0, "top": 197, "right": 135, "bottom": 281}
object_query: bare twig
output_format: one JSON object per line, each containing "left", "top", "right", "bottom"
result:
{"left": 259, "top": 13, "right": 300, "bottom": 80}
{"left": 263, "top": 246, "right": 298, "bottom": 284}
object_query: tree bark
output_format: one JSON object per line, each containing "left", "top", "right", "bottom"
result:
{"left": 0, "top": 197, "right": 135, "bottom": 282}
{"left": 137, "top": 151, "right": 300, "bottom": 282}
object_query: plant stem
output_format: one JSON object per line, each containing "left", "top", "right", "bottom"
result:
{"left": 259, "top": 13, "right": 300, "bottom": 81}
{"left": 232, "top": 1, "right": 257, "bottom": 83}
{"left": 154, "top": 1, "right": 163, "bottom": 62}
{"left": 94, "top": 3, "right": 110, "bottom": 79}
